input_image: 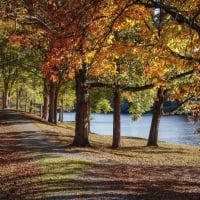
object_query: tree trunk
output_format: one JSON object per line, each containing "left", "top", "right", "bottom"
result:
{"left": 88, "top": 97, "right": 91, "bottom": 133}
{"left": 112, "top": 89, "right": 121, "bottom": 149}
{"left": 54, "top": 83, "right": 59, "bottom": 124}
{"left": 147, "top": 87, "right": 165, "bottom": 146}
{"left": 42, "top": 79, "right": 49, "bottom": 120}
{"left": 2, "top": 83, "right": 9, "bottom": 109}
{"left": 72, "top": 69, "right": 90, "bottom": 147}
{"left": 29, "top": 100, "right": 33, "bottom": 113}
{"left": 48, "top": 81, "right": 57, "bottom": 123}
{"left": 24, "top": 93, "right": 28, "bottom": 112}
{"left": 2, "top": 91, "right": 8, "bottom": 109}
{"left": 58, "top": 97, "right": 64, "bottom": 122}
{"left": 16, "top": 87, "right": 22, "bottom": 110}
{"left": 16, "top": 87, "right": 20, "bottom": 110}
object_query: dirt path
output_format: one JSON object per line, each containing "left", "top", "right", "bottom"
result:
{"left": 0, "top": 110, "right": 108, "bottom": 161}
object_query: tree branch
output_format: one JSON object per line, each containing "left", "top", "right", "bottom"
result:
{"left": 89, "top": 68, "right": 195, "bottom": 92}
{"left": 89, "top": 82, "right": 154, "bottom": 91}
{"left": 166, "top": 94, "right": 194, "bottom": 114}
{"left": 134, "top": 0, "right": 200, "bottom": 35}
{"left": 168, "top": 69, "right": 195, "bottom": 81}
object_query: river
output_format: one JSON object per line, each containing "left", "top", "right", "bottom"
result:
{"left": 63, "top": 112, "right": 200, "bottom": 146}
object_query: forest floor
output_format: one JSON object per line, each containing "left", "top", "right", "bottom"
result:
{"left": 0, "top": 109, "right": 200, "bottom": 200}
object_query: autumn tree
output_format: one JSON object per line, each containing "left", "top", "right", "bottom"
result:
{"left": 0, "top": 0, "right": 47, "bottom": 112}
{"left": 98, "top": 0, "right": 200, "bottom": 147}
{"left": 21, "top": 0, "right": 199, "bottom": 148}
{"left": 91, "top": 2, "right": 153, "bottom": 147}
{"left": 0, "top": 44, "right": 20, "bottom": 109}
{"left": 143, "top": 0, "right": 200, "bottom": 146}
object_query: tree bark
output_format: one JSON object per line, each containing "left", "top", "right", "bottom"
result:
{"left": 147, "top": 87, "right": 165, "bottom": 146}
{"left": 58, "top": 97, "right": 64, "bottom": 122}
{"left": 112, "top": 89, "right": 121, "bottom": 149}
{"left": 29, "top": 99, "right": 33, "bottom": 113}
{"left": 2, "top": 82, "right": 10, "bottom": 109}
{"left": 42, "top": 79, "right": 49, "bottom": 120}
{"left": 54, "top": 82, "right": 60, "bottom": 123}
{"left": 72, "top": 69, "right": 90, "bottom": 147}
{"left": 24, "top": 93, "right": 28, "bottom": 112}
{"left": 16, "top": 87, "right": 22, "bottom": 110}
{"left": 16, "top": 87, "right": 20, "bottom": 110}
{"left": 48, "top": 81, "right": 57, "bottom": 123}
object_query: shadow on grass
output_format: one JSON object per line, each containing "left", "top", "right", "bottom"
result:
{"left": 106, "top": 146, "right": 189, "bottom": 158}
{"left": 41, "top": 162, "right": 200, "bottom": 200}
{"left": 1, "top": 109, "right": 200, "bottom": 199}
{"left": 2, "top": 160, "right": 200, "bottom": 200}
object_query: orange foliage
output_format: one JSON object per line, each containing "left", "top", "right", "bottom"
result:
{"left": 8, "top": 34, "right": 34, "bottom": 48}
{"left": 6, "top": 0, "right": 198, "bottom": 96}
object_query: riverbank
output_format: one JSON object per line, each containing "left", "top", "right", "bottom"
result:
{"left": 37, "top": 120, "right": 200, "bottom": 166}
{"left": 1, "top": 110, "right": 200, "bottom": 199}
{"left": 61, "top": 112, "right": 200, "bottom": 146}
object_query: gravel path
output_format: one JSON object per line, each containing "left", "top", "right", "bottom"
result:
{"left": 0, "top": 109, "right": 109, "bottom": 163}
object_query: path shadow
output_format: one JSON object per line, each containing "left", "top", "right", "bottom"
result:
{"left": 0, "top": 130, "right": 69, "bottom": 164}
{"left": 0, "top": 109, "right": 38, "bottom": 126}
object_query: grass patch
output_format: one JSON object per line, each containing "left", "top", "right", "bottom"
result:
{"left": 35, "top": 156, "right": 93, "bottom": 199}
{"left": 40, "top": 156, "right": 91, "bottom": 180}
{"left": 57, "top": 121, "right": 75, "bottom": 130}
{"left": 0, "top": 153, "right": 93, "bottom": 200}
{"left": 37, "top": 121, "right": 200, "bottom": 166}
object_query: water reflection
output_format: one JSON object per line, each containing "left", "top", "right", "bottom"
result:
{"left": 63, "top": 113, "right": 200, "bottom": 146}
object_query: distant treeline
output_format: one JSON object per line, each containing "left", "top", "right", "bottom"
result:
{"left": 120, "top": 100, "right": 181, "bottom": 114}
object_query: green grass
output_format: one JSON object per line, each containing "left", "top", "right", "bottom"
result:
{"left": 33, "top": 156, "right": 93, "bottom": 199}
{"left": 40, "top": 156, "right": 91, "bottom": 180}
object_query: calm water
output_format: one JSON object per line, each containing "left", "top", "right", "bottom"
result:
{"left": 63, "top": 112, "right": 200, "bottom": 146}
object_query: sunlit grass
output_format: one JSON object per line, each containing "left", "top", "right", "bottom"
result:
{"left": 36, "top": 121, "right": 200, "bottom": 167}
{"left": 57, "top": 121, "right": 75, "bottom": 129}
{"left": 40, "top": 156, "right": 91, "bottom": 179}
{"left": 35, "top": 156, "right": 92, "bottom": 199}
